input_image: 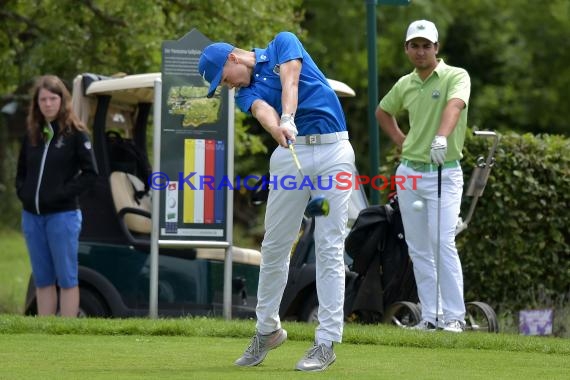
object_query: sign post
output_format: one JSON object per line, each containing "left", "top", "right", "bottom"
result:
{"left": 366, "top": 0, "right": 411, "bottom": 204}
{"left": 150, "top": 29, "right": 235, "bottom": 319}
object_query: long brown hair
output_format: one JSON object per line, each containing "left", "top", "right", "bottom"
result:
{"left": 26, "top": 75, "right": 88, "bottom": 146}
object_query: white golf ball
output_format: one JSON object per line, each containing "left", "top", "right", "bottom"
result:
{"left": 412, "top": 200, "right": 424, "bottom": 211}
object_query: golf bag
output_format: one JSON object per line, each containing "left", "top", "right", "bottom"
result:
{"left": 344, "top": 196, "right": 418, "bottom": 322}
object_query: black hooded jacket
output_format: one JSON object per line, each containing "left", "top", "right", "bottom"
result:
{"left": 16, "top": 122, "right": 98, "bottom": 215}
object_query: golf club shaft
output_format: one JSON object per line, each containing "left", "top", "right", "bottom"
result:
{"left": 287, "top": 140, "right": 329, "bottom": 217}
{"left": 435, "top": 164, "right": 442, "bottom": 325}
{"left": 287, "top": 140, "right": 305, "bottom": 178}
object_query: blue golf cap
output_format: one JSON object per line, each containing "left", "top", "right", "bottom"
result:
{"left": 198, "top": 42, "right": 234, "bottom": 98}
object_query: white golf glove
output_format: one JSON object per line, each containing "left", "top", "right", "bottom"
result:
{"left": 280, "top": 113, "right": 298, "bottom": 140}
{"left": 430, "top": 135, "right": 447, "bottom": 165}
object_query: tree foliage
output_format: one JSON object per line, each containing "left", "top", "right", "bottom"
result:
{"left": 2, "top": 0, "right": 568, "bottom": 168}
{"left": 300, "top": 0, "right": 569, "bottom": 178}
{"left": 0, "top": 0, "right": 304, "bottom": 94}
{"left": 0, "top": 0, "right": 303, "bottom": 229}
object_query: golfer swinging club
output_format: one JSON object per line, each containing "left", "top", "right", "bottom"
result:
{"left": 376, "top": 20, "right": 471, "bottom": 332}
{"left": 198, "top": 32, "right": 355, "bottom": 371}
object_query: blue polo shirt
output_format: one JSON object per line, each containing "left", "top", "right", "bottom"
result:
{"left": 235, "top": 31, "right": 346, "bottom": 135}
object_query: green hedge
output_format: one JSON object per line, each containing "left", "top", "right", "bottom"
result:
{"left": 458, "top": 131, "right": 570, "bottom": 313}
{"left": 384, "top": 130, "right": 570, "bottom": 313}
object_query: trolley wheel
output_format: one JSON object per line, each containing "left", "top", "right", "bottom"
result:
{"left": 465, "top": 301, "right": 499, "bottom": 333}
{"left": 382, "top": 301, "right": 422, "bottom": 327}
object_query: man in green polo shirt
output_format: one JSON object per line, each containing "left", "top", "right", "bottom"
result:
{"left": 376, "top": 19, "right": 471, "bottom": 333}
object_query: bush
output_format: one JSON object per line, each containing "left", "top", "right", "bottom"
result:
{"left": 458, "top": 131, "right": 570, "bottom": 315}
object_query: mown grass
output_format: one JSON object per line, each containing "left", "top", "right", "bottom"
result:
{"left": 1, "top": 228, "right": 569, "bottom": 378}
{"left": 0, "top": 229, "right": 30, "bottom": 314}
{"left": 1, "top": 315, "right": 569, "bottom": 355}
{"left": 0, "top": 315, "right": 569, "bottom": 380}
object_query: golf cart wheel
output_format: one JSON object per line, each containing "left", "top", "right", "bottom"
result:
{"left": 382, "top": 301, "right": 422, "bottom": 327}
{"left": 465, "top": 301, "right": 499, "bottom": 333}
{"left": 78, "top": 287, "right": 110, "bottom": 317}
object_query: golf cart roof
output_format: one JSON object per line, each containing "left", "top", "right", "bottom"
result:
{"left": 81, "top": 72, "right": 355, "bottom": 104}
{"left": 326, "top": 79, "right": 356, "bottom": 97}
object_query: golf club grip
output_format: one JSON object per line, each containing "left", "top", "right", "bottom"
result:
{"left": 437, "top": 165, "right": 442, "bottom": 197}
{"left": 287, "top": 141, "right": 303, "bottom": 172}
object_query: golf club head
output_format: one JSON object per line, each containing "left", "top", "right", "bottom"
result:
{"left": 305, "top": 195, "right": 330, "bottom": 217}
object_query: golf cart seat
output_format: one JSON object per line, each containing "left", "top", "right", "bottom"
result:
{"left": 109, "top": 171, "right": 152, "bottom": 239}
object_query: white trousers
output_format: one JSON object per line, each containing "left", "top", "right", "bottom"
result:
{"left": 396, "top": 163, "right": 465, "bottom": 323}
{"left": 256, "top": 139, "right": 355, "bottom": 343}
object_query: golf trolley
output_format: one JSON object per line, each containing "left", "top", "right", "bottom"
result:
{"left": 345, "top": 130, "right": 500, "bottom": 332}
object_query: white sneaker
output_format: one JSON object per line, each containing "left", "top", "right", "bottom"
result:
{"left": 235, "top": 328, "right": 287, "bottom": 366}
{"left": 443, "top": 320, "right": 465, "bottom": 333}
{"left": 295, "top": 343, "right": 336, "bottom": 372}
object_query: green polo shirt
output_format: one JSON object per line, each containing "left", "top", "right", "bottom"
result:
{"left": 379, "top": 59, "right": 471, "bottom": 163}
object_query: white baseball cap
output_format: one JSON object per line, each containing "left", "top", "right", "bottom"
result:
{"left": 405, "top": 20, "right": 438, "bottom": 43}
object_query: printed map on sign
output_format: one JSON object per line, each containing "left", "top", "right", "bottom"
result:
{"left": 166, "top": 86, "right": 221, "bottom": 127}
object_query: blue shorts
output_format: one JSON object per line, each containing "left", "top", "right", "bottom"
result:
{"left": 22, "top": 210, "right": 82, "bottom": 288}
